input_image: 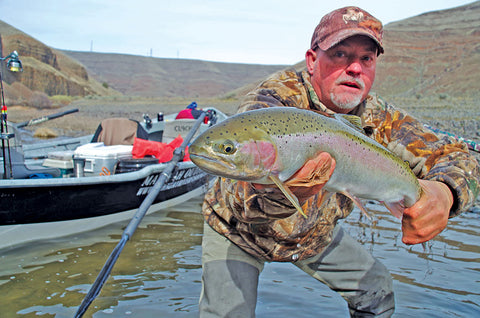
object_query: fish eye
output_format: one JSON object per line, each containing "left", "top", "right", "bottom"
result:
{"left": 221, "top": 140, "right": 236, "bottom": 154}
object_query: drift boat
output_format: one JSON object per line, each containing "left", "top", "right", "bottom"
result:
{"left": 0, "top": 107, "right": 226, "bottom": 249}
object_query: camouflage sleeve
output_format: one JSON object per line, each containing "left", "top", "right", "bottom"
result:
{"left": 203, "top": 176, "right": 299, "bottom": 227}
{"left": 224, "top": 179, "right": 298, "bottom": 222}
{"left": 366, "top": 97, "right": 480, "bottom": 217}
{"left": 237, "top": 69, "right": 311, "bottom": 113}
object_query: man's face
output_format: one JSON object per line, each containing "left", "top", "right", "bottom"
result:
{"left": 306, "top": 35, "right": 378, "bottom": 113}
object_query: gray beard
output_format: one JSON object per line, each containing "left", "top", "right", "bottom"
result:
{"left": 330, "top": 92, "right": 363, "bottom": 111}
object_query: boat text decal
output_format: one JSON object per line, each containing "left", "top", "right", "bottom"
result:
{"left": 136, "top": 167, "right": 206, "bottom": 196}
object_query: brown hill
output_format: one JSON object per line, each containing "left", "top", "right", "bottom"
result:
{"left": 0, "top": 20, "right": 115, "bottom": 104}
{"left": 373, "top": 1, "right": 480, "bottom": 98}
{"left": 61, "top": 51, "right": 287, "bottom": 98}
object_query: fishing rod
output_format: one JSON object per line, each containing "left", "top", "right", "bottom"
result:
{"left": 0, "top": 51, "right": 22, "bottom": 179}
{"left": 424, "top": 124, "right": 480, "bottom": 153}
{"left": 74, "top": 112, "right": 207, "bottom": 318}
{"left": 14, "top": 108, "right": 79, "bottom": 128}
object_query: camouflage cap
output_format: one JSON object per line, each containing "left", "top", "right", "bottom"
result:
{"left": 311, "top": 6, "right": 384, "bottom": 54}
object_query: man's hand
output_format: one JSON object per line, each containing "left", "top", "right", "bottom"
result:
{"left": 252, "top": 152, "right": 335, "bottom": 203}
{"left": 284, "top": 152, "right": 336, "bottom": 203}
{"left": 402, "top": 179, "right": 454, "bottom": 245}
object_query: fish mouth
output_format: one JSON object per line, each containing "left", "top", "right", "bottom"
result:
{"left": 190, "top": 154, "right": 261, "bottom": 181}
{"left": 189, "top": 154, "right": 236, "bottom": 173}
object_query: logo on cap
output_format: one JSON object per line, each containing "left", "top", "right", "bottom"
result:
{"left": 343, "top": 8, "right": 364, "bottom": 24}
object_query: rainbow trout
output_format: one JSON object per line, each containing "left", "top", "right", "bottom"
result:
{"left": 189, "top": 107, "right": 422, "bottom": 218}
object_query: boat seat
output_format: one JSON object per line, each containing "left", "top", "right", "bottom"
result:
{"left": 2, "top": 149, "right": 61, "bottom": 179}
{"left": 91, "top": 118, "right": 149, "bottom": 145}
{"left": 162, "top": 119, "right": 204, "bottom": 143}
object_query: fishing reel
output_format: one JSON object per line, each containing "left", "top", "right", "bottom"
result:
{"left": 205, "top": 109, "right": 217, "bottom": 126}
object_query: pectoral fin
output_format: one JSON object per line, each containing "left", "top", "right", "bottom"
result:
{"left": 269, "top": 175, "right": 307, "bottom": 218}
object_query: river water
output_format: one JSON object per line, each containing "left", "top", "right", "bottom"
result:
{"left": 0, "top": 196, "right": 479, "bottom": 317}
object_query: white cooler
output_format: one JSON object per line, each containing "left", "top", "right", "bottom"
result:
{"left": 73, "top": 143, "right": 133, "bottom": 176}
{"left": 42, "top": 150, "right": 75, "bottom": 177}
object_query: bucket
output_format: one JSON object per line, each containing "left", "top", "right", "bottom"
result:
{"left": 115, "top": 157, "right": 159, "bottom": 174}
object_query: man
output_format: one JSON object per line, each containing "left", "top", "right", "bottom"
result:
{"left": 199, "top": 6, "right": 479, "bottom": 317}
{"left": 176, "top": 101, "right": 204, "bottom": 119}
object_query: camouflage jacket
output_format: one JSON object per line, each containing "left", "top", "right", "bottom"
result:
{"left": 202, "top": 69, "right": 480, "bottom": 262}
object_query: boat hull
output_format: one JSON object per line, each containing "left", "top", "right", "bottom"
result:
{"left": 0, "top": 162, "right": 210, "bottom": 225}
{"left": 0, "top": 181, "right": 210, "bottom": 250}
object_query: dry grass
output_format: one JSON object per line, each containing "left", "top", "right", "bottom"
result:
{"left": 7, "top": 96, "right": 241, "bottom": 137}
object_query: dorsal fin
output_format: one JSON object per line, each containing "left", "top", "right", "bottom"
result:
{"left": 335, "top": 114, "right": 365, "bottom": 134}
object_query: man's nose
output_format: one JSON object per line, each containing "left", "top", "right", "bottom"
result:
{"left": 345, "top": 60, "right": 362, "bottom": 77}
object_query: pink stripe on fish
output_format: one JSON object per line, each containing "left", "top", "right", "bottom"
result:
{"left": 240, "top": 140, "right": 276, "bottom": 170}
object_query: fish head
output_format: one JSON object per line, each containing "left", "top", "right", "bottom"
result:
{"left": 189, "top": 119, "right": 277, "bottom": 182}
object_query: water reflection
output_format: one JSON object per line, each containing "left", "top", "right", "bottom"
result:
{"left": 0, "top": 199, "right": 204, "bottom": 317}
{"left": 0, "top": 197, "right": 479, "bottom": 317}
{"left": 341, "top": 202, "right": 480, "bottom": 317}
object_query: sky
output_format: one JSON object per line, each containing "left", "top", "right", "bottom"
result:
{"left": 0, "top": 0, "right": 474, "bottom": 65}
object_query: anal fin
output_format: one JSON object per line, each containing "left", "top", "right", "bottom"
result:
{"left": 269, "top": 175, "right": 307, "bottom": 218}
{"left": 340, "top": 191, "right": 372, "bottom": 220}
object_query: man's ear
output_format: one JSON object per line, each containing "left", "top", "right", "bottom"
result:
{"left": 305, "top": 49, "right": 317, "bottom": 75}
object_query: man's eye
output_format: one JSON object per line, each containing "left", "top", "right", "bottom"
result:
{"left": 334, "top": 51, "right": 346, "bottom": 58}
{"left": 361, "top": 55, "right": 376, "bottom": 66}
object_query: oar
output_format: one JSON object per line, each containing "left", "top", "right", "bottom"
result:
{"left": 74, "top": 112, "right": 206, "bottom": 318}
{"left": 14, "top": 108, "right": 79, "bottom": 128}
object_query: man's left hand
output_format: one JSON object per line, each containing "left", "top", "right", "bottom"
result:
{"left": 401, "top": 179, "right": 454, "bottom": 245}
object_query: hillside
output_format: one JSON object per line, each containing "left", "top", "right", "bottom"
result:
{"left": 372, "top": 1, "right": 480, "bottom": 98}
{"left": 61, "top": 51, "right": 287, "bottom": 98}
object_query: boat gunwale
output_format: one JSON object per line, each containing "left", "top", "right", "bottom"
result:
{"left": 0, "top": 161, "right": 199, "bottom": 188}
